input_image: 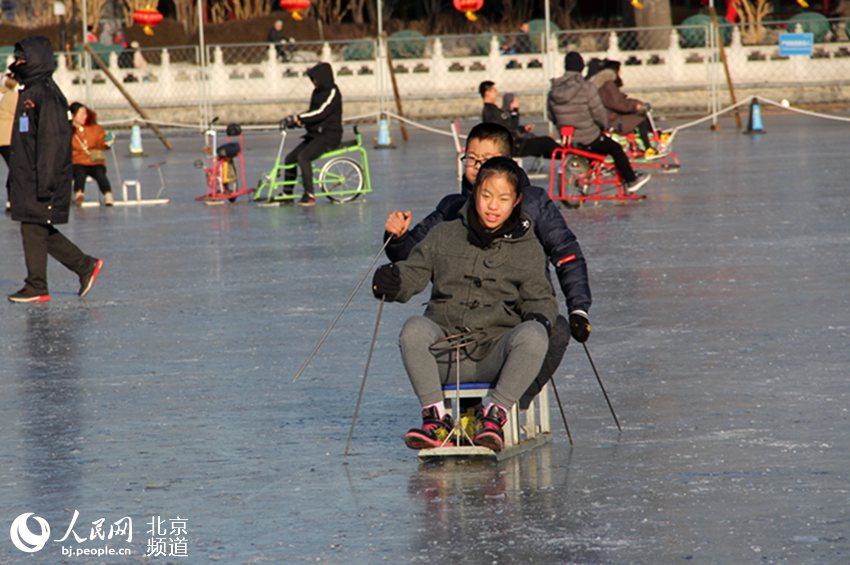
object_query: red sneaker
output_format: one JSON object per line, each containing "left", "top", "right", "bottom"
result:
{"left": 404, "top": 406, "right": 454, "bottom": 450}
{"left": 79, "top": 258, "right": 104, "bottom": 297}
{"left": 8, "top": 288, "right": 51, "bottom": 303}
{"left": 472, "top": 404, "right": 508, "bottom": 452}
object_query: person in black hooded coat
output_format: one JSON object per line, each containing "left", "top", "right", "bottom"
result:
{"left": 6, "top": 36, "right": 103, "bottom": 303}
{"left": 282, "top": 62, "right": 343, "bottom": 206}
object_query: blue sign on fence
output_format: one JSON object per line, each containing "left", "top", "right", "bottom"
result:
{"left": 779, "top": 33, "right": 814, "bottom": 56}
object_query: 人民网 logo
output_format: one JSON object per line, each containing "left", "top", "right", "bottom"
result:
{"left": 9, "top": 512, "right": 51, "bottom": 553}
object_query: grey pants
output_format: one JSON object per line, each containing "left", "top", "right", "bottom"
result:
{"left": 399, "top": 316, "right": 549, "bottom": 409}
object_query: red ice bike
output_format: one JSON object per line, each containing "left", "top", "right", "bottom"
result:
{"left": 195, "top": 119, "right": 254, "bottom": 205}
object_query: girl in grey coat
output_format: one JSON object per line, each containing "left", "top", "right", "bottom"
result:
{"left": 372, "top": 157, "right": 558, "bottom": 452}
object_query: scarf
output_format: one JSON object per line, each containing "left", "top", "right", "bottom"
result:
{"left": 466, "top": 199, "right": 526, "bottom": 249}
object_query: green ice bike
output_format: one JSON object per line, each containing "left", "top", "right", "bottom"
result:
{"left": 254, "top": 124, "right": 372, "bottom": 205}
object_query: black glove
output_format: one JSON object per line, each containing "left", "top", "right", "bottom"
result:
{"left": 372, "top": 263, "right": 401, "bottom": 300}
{"left": 280, "top": 115, "right": 297, "bottom": 130}
{"left": 522, "top": 312, "right": 552, "bottom": 336}
{"left": 569, "top": 311, "right": 591, "bottom": 343}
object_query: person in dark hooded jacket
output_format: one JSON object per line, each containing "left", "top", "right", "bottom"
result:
{"left": 479, "top": 80, "right": 559, "bottom": 160}
{"left": 6, "top": 36, "right": 103, "bottom": 303}
{"left": 382, "top": 123, "right": 591, "bottom": 409}
{"left": 281, "top": 62, "right": 343, "bottom": 206}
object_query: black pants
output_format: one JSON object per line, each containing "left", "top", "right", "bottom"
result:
{"left": 519, "top": 314, "right": 570, "bottom": 409}
{"left": 20, "top": 222, "right": 93, "bottom": 293}
{"left": 581, "top": 134, "right": 637, "bottom": 183}
{"left": 458, "top": 315, "right": 571, "bottom": 411}
{"left": 284, "top": 134, "right": 341, "bottom": 196}
{"left": 636, "top": 119, "right": 653, "bottom": 150}
{"left": 516, "top": 136, "right": 561, "bottom": 160}
{"left": 73, "top": 164, "right": 112, "bottom": 195}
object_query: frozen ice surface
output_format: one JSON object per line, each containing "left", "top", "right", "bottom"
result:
{"left": 0, "top": 114, "right": 848, "bottom": 563}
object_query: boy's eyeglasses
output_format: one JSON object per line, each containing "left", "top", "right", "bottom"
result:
{"left": 460, "top": 154, "right": 489, "bottom": 169}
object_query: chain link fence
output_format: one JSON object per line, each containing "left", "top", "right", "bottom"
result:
{"left": 49, "top": 18, "right": 850, "bottom": 127}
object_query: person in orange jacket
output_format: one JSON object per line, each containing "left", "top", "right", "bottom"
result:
{"left": 70, "top": 102, "right": 114, "bottom": 206}
{"left": 1, "top": 71, "right": 19, "bottom": 212}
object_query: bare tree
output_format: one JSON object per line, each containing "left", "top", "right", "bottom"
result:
{"left": 501, "top": 0, "right": 534, "bottom": 27}
{"left": 556, "top": 0, "right": 579, "bottom": 29}
{"left": 632, "top": 0, "right": 672, "bottom": 50}
{"left": 737, "top": 0, "right": 773, "bottom": 44}
{"left": 17, "top": 0, "right": 60, "bottom": 27}
{"left": 314, "top": 0, "right": 350, "bottom": 25}
{"left": 231, "top": 0, "right": 272, "bottom": 20}
{"left": 172, "top": 0, "right": 198, "bottom": 36}
{"left": 349, "top": 0, "right": 367, "bottom": 25}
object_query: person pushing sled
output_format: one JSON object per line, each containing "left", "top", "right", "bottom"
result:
{"left": 372, "top": 157, "right": 558, "bottom": 453}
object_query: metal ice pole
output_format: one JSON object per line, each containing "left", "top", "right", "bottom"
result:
{"left": 549, "top": 378, "right": 574, "bottom": 446}
{"left": 292, "top": 237, "right": 393, "bottom": 383}
{"left": 583, "top": 343, "right": 622, "bottom": 432}
{"left": 197, "top": 0, "right": 209, "bottom": 127}
{"left": 344, "top": 297, "right": 384, "bottom": 455}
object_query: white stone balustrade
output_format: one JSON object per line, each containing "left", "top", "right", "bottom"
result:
{"left": 48, "top": 25, "right": 850, "bottom": 117}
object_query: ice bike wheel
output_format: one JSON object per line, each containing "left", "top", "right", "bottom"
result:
{"left": 319, "top": 157, "right": 364, "bottom": 203}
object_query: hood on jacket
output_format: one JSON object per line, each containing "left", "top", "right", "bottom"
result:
{"left": 589, "top": 68, "right": 617, "bottom": 90}
{"left": 11, "top": 36, "right": 57, "bottom": 85}
{"left": 549, "top": 71, "right": 585, "bottom": 104}
{"left": 307, "top": 62, "right": 334, "bottom": 89}
{"left": 585, "top": 57, "right": 605, "bottom": 80}
{"left": 501, "top": 92, "right": 516, "bottom": 113}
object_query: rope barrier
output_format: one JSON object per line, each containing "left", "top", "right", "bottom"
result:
{"left": 384, "top": 112, "right": 461, "bottom": 138}
{"left": 343, "top": 111, "right": 381, "bottom": 123}
{"left": 98, "top": 95, "right": 849, "bottom": 142}
{"left": 757, "top": 96, "right": 850, "bottom": 124}
{"left": 669, "top": 95, "right": 756, "bottom": 134}
{"left": 669, "top": 94, "right": 850, "bottom": 137}
{"left": 99, "top": 117, "right": 202, "bottom": 130}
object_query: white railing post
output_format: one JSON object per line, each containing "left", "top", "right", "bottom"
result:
{"left": 210, "top": 46, "right": 227, "bottom": 101}
{"left": 432, "top": 37, "right": 448, "bottom": 94}
{"left": 728, "top": 26, "right": 744, "bottom": 82}
{"left": 160, "top": 48, "right": 174, "bottom": 101}
{"left": 265, "top": 43, "right": 279, "bottom": 93}
{"left": 606, "top": 30, "right": 622, "bottom": 61}
{"left": 668, "top": 29, "right": 684, "bottom": 83}
{"left": 488, "top": 34, "right": 503, "bottom": 86}
{"left": 55, "top": 53, "right": 71, "bottom": 90}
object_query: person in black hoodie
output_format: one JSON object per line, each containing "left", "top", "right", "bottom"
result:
{"left": 6, "top": 36, "right": 103, "bottom": 303}
{"left": 479, "top": 80, "right": 559, "bottom": 160}
{"left": 282, "top": 62, "right": 342, "bottom": 206}
{"left": 383, "top": 122, "right": 591, "bottom": 409}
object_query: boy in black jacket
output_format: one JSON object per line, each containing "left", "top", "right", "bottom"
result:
{"left": 383, "top": 122, "right": 591, "bottom": 407}
{"left": 282, "top": 62, "right": 342, "bottom": 206}
{"left": 480, "top": 80, "right": 559, "bottom": 160}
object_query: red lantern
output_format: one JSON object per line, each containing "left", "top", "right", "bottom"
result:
{"left": 279, "top": 0, "right": 310, "bottom": 21}
{"left": 453, "top": 0, "right": 484, "bottom": 22}
{"left": 133, "top": 6, "right": 163, "bottom": 36}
